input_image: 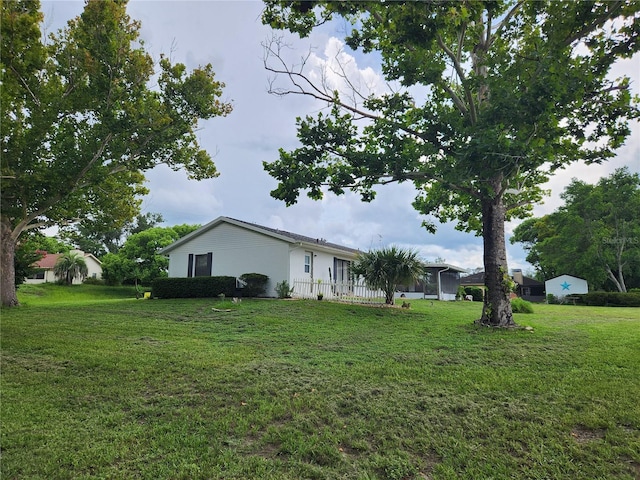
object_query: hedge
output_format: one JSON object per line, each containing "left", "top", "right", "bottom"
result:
{"left": 574, "top": 291, "right": 640, "bottom": 307}
{"left": 152, "top": 276, "right": 237, "bottom": 299}
{"left": 463, "top": 286, "right": 484, "bottom": 302}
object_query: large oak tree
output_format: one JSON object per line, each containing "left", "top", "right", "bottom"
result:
{"left": 1, "top": 0, "right": 231, "bottom": 306}
{"left": 261, "top": 1, "right": 639, "bottom": 326}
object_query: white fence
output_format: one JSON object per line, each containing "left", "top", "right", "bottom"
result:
{"left": 292, "top": 279, "right": 385, "bottom": 304}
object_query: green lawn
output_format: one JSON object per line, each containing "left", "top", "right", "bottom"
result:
{"left": 2, "top": 286, "right": 639, "bottom": 479}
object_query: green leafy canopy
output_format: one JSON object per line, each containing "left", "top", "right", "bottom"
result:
{"left": 262, "top": 1, "right": 639, "bottom": 233}
{"left": 1, "top": 0, "right": 231, "bottom": 306}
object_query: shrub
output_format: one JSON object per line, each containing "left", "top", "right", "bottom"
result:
{"left": 464, "top": 286, "right": 484, "bottom": 302}
{"left": 152, "top": 276, "right": 236, "bottom": 299}
{"left": 511, "top": 297, "right": 534, "bottom": 313}
{"left": 575, "top": 291, "right": 640, "bottom": 307}
{"left": 546, "top": 294, "right": 558, "bottom": 304}
{"left": 275, "top": 280, "right": 294, "bottom": 299}
{"left": 239, "top": 273, "right": 269, "bottom": 297}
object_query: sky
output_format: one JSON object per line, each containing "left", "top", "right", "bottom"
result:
{"left": 41, "top": 1, "right": 639, "bottom": 274}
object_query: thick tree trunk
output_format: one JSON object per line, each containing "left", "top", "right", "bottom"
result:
{"left": 1, "top": 219, "right": 19, "bottom": 307}
{"left": 479, "top": 196, "right": 516, "bottom": 327}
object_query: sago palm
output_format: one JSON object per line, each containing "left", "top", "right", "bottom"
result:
{"left": 352, "top": 246, "right": 424, "bottom": 304}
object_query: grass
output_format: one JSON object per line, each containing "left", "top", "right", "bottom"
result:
{"left": 1, "top": 285, "right": 639, "bottom": 479}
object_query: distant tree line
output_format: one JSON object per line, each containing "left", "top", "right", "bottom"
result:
{"left": 511, "top": 168, "right": 640, "bottom": 292}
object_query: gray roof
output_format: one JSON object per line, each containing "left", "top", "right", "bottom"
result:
{"left": 160, "top": 216, "right": 361, "bottom": 255}
{"left": 424, "top": 263, "right": 467, "bottom": 273}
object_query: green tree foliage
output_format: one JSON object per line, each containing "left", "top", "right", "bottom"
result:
{"left": 511, "top": 168, "right": 640, "bottom": 291}
{"left": 261, "top": 1, "right": 639, "bottom": 325}
{"left": 0, "top": 0, "right": 232, "bottom": 306}
{"left": 53, "top": 251, "right": 89, "bottom": 286}
{"left": 352, "top": 246, "right": 424, "bottom": 305}
{"left": 14, "top": 247, "right": 43, "bottom": 288}
{"left": 101, "top": 225, "right": 195, "bottom": 286}
{"left": 61, "top": 212, "right": 165, "bottom": 257}
{"left": 509, "top": 216, "right": 559, "bottom": 282}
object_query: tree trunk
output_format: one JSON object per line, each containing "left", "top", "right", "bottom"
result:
{"left": 1, "top": 219, "right": 19, "bottom": 307}
{"left": 479, "top": 196, "right": 516, "bottom": 327}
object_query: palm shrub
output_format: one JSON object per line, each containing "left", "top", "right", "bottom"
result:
{"left": 352, "top": 246, "right": 424, "bottom": 305}
{"left": 53, "top": 252, "right": 88, "bottom": 285}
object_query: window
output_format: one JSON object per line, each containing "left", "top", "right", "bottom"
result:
{"left": 188, "top": 253, "right": 212, "bottom": 277}
{"left": 304, "top": 252, "right": 312, "bottom": 274}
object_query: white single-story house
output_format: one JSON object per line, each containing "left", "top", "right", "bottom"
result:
{"left": 545, "top": 274, "right": 588, "bottom": 299}
{"left": 26, "top": 249, "right": 103, "bottom": 284}
{"left": 159, "top": 216, "right": 361, "bottom": 297}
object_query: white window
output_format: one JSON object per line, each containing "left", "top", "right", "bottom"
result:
{"left": 304, "top": 252, "right": 312, "bottom": 274}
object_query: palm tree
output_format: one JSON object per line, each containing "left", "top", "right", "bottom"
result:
{"left": 53, "top": 252, "right": 88, "bottom": 285}
{"left": 352, "top": 246, "right": 424, "bottom": 305}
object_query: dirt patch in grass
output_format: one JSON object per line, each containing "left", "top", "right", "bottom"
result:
{"left": 571, "top": 425, "right": 606, "bottom": 443}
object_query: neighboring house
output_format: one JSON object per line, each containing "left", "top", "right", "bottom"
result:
{"left": 459, "top": 271, "right": 486, "bottom": 290}
{"left": 545, "top": 274, "right": 588, "bottom": 299}
{"left": 511, "top": 269, "right": 546, "bottom": 302}
{"left": 460, "top": 269, "right": 545, "bottom": 302}
{"left": 397, "top": 263, "right": 467, "bottom": 301}
{"left": 159, "top": 216, "right": 360, "bottom": 297}
{"left": 26, "top": 250, "right": 102, "bottom": 284}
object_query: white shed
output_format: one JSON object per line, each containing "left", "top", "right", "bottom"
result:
{"left": 159, "top": 216, "right": 360, "bottom": 297}
{"left": 545, "top": 274, "right": 588, "bottom": 299}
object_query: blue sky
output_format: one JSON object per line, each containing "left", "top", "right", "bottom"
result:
{"left": 41, "top": 1, "right": 639, "bottom": 274}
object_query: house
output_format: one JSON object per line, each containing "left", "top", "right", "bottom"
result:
{"left": 460, "top": 269, "right": 545, "bottom": 302}
{"left": 459, "top": 271, "right": 486, "bottom": 291}
{"left": 26, "top": 250, "right": 102, "bottom": 284}
{"left": 545, "top": 274, "right": 588, "bottom": 299}
{"left": 397, "top": 263, "right": 467, "bottom": 301}
{"left": 159, "top": 216, "right": 360, "bottom": 297}
{"left": 511, "top": 269, "right": 546, "bottom": 302}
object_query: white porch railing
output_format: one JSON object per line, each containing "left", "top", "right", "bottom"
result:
{"left": 292, "top": 279, "right": 385, "bottom": 304}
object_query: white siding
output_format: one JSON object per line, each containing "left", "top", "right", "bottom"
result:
{"left": 83, "top": 255, "right": 102, "bottom": 282}
{"left": 288, "top": 249, "right": 352, "bottom": 283}
{"left": 545, "top": 275, "right": 588, "bottom": 298}
{"left": 167, "top": 223, "right": 290, "bottom": 296}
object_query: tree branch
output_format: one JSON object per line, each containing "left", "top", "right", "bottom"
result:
{"left": 436, "top": 34, "right": 476, "bottom": 123}
{"left": 8, "top": 65, "right": 41, "bottom": 107}
{"left": 563, "top": 1, "right": 624, "bottom": 46}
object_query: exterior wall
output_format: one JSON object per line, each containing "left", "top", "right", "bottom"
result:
{"left": 289, "top": 247, "right": 354, "bottom": 297}
{"left": 166, "top": 222, "right": 291, "bottom": 296}
{"left": 83, "top": 255, "right": 103, "bottom": 282}
{"left": 24, "top": 270, "right": 56, "bottom": 284}
{"left": 545, "top": 275, "right": 588, "bottom": 299}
